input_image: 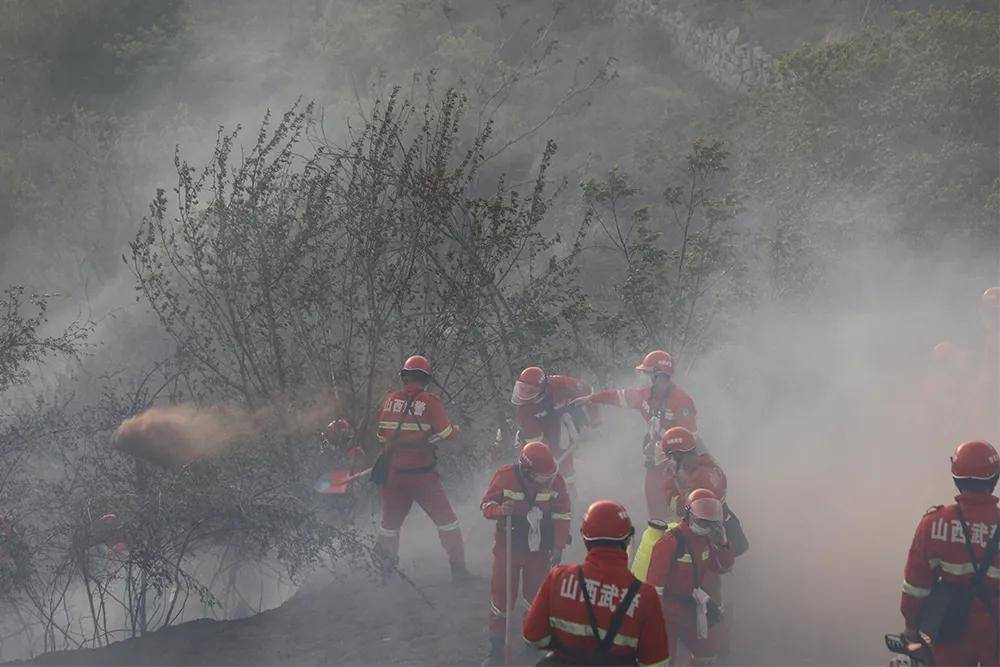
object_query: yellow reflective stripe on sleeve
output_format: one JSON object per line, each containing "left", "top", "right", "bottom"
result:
{"left": 676, "top": 550, "right": 709, "bottom": 564}
{"left": 523, "top": 634, "right": 550, "bottom": 649}
{"left": 639, "top": 659, "right": 669, "bottom": 667}
{"left": 617, "top": 389, "right": 627, "bottom": 405}
{"left": 503, "top": 489, "right": 526, "bottom": 500}
{"left": 535, "top": 491, "right": 556, "bottom": 501}
{"left": 549, "top": 616, "right": 639, "bottom": 648}
{"left": 428, "top": 424, "right": 453, "bottom": 443}
{"left": 552, "top": 513, "right": 572, "bottom": 521}
{"left": 902, "top": 580, "right": 932, "bottom": 598}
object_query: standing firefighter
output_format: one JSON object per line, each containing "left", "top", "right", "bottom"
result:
{"left": 374, "top": 355, "right": 467, "bottom": 578}
{"left": 633, "top": 427, "right": 745, "bottom": 584}
{"left": 575, "top": 351, "right": 697, "bottom": 522}
{"left": 523, "top": 500, "right": 670, "bottom": 666}
{"left": 481, "top": 442, "right": 572, "bottom": 666}
{"left": 646, "top": 489, "right": 733, "bottom": 666}
{"left": 900, "top": 440, "right": 999, "bottom": 666}
{"left": 511, "top": 366, "right": 598, "bottom": 495}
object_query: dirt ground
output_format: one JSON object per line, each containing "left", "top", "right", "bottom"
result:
{"left": 13, "top": 408, "right": 920, "bottom": 666}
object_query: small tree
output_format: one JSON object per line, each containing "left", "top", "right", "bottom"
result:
{"left": 580, "top": 140, "right": 745, "bottom": 376}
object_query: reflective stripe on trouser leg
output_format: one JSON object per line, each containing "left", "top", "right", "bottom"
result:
{"left": 410, "top": 471, "right": 465, "bottom": 565}
{"left": 489, "top": 550, "right": 523, "bottom": 637}
{"left": 378, "top": 480, "right": 413, "bottom": 557}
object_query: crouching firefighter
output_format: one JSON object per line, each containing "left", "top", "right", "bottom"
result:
{"left": 646, "top": 489, "right": 733, "bottom": 666}
{"left": 481, "top": 442, "right": 572, "bottom": 666}
{"left": 522, "top": 500, "right": 670, "bottom": 666}
{"left": 511, "top": 366, "right": 599, "bottom": 497}
{"left": 373, "top": 355, "right": 467, "bottom": 579}
{"left": 900, "top": 440, "right": 999, "bottom": 667}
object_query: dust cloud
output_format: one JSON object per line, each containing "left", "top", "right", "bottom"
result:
{"left": 112, "top": 395, "right": 337, "bottom": 468}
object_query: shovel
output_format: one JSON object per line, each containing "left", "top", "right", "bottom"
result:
{"left": 504, "top": 514, "right": 513, "bottom": 667}
{"left": 314, "top": 467, "right": 372, "bottom": 494}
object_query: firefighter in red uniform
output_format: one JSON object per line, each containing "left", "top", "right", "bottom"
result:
{"left": 658, "top": 427, "right": 746, "bottom": 660}
{"left": 511, "top": 366, "right": 598, "bottom": 494}
{"left": 322, "top": 418, "right": 367, "bottom": 471}
{"left": 374, "top": 355, "right": 467, "bottom": 578}
{"left": 575, "top": 351, "right": 697, "bottom": 522}
{"left": 646, "top": 489, "right": 733, "bottom": 666}
{"left": 523, "top": 500, "right": 670, "bottom": 666}
{"left": 481, "top": 442, "right": 572, "bottom": 665}
{"left": 900, "top": 440, "right": 999, "bottom": 666}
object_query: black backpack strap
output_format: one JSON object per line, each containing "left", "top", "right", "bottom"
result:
{"left": 954, "top": 505, "right": 1000, "bottom": 590}
{"left": 954, "top": 505, "right": 1000, "bottom": 657}
{"left": 577, "top": 566, "right": 603, "bottom": 649}
{"left": 661, "top": 527, "right": 686, "bottom": 589}
{"left": 513, "top": 463, "right": 538, "bottom": 508}
{"left": 575, "top": 566, "right": 642, "bottom": 659}
{"left": 686, "top": 532, "right": 702, "bottom": 590}
{"left": 643, "top": 384, "right": 672, "bottom": 422}
{"left": 600, "top": 578, "right": 642, "bottom": 654}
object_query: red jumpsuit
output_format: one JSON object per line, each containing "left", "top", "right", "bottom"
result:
{"left": 523, "top": 546, "right": 670, "bottom": 666}
{"left": 481, "top": 465, "right": 572, "bottom": 639}
{"left": 901, "top": 493, "right": 999, "bottom": 666}
{"left": 515, "top": 375, "right": 596, "bottom": 489}
{"left": 666, "top": 451, "right": 727, "bottom": 518}
{"left": 666, "top": 451, "right": 731, "bottom": 655}
{"left": 646, "top": 522, "right": 733, "bottom": 665}
{"left": 589, "top": 384, "right": 698, "bottom": 521}
{"left": 375, "top": 382, "right": 464, "bottom": 566}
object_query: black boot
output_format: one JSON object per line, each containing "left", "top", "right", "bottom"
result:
{"left": 450, "top": 560, "right": 473, "bottom": 582}
{"left": 481, "top": 637, "right": 505, "bottom": 667}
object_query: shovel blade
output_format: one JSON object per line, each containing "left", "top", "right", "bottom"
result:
{"left": 315, "top": 469, "right": 353, "bottom": 494}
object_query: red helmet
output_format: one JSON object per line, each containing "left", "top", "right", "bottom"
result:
{"left": 659, "top": 426, "right": 697, "bottom": 454}
{"left": 951, "top": 440, "right": 999, "bottom": 480}
{"left": 686, "top": 488, "right": 724, "bottom": 522}
{"left": 401, "top": 355, "right": 432, "bottom": 376}
{"left": 518, "top": 441, "right": 558, "bottom": 484}
{"left": 636, "top": 350, "right": 674, "bottom": 375}
{"left": 581, "top": 500, "right": 634, "bottom": 542}
{"left": 981, "top": 287, "right": 1000, "bottom": 311}
{"left": 326, "top": 418, "right": 353, "bottom": 434}
{"left": 512, "top": 366, "right": 546, "bottom": 405}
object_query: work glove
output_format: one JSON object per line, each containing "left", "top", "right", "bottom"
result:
{"left": 549, "top": 549, "right": 563, "bottom": 567}
{"left": 708, "top": 522, "right": 728, "bottom": 547}
{"left": 500, "top": 499, "right": 530, "bottom": 516}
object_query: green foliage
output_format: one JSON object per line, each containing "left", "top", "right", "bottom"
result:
{"left": 579, "top": 140, "right": 746, "bottom": 377}
{"left": 733, "top": 9, "right": 999, "bottom": 247}
{"left": 0, "top": 286, "right": 91, "bottom": 393}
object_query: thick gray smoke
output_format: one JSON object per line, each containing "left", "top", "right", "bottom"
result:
{"left": 1, "top": 1, "right": 996, "bottom": 665}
